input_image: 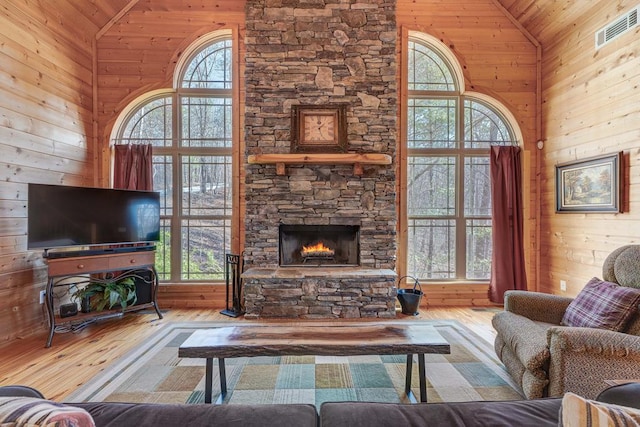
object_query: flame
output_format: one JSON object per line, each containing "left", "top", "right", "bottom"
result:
{"left": 301, "top": 241, "right": 334, "bottom": 256}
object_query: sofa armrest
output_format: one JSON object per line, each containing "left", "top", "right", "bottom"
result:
{"left": 504, "top": 291, "right": 573, "bottom": 324}
{"left": 547, "top": 326, "right": 640, "bottom": 398}
{"left": 0, "top": 385, "right": 44, "bottom": 398}
{"left": 597, "top": 383, "right": 640, "bottom": 409}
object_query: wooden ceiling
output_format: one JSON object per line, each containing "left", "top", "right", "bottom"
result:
{"left": 61, "top": 0, "right": 132, "bottom": 30}
{"left": 62, "top": 0, "right": 606, "bottom": 48}
{"left": 496, "top": 0, "right": 618, "bottom": 46}
{"left": 61, "top": 0, "right": 242, "bottom": 39}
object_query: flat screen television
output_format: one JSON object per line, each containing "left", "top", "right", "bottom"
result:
{"left": 28, "top": 183, "right": 160, "bottom": 255}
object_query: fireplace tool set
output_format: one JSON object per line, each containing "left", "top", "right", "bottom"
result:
{"left": 221, "top": 252, "right": 245, "bottom": 318}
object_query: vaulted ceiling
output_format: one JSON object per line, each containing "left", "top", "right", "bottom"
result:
{"left": 495, "top": 0, "right": 621, "bottom": 45}
{"left": 61, "top": 0, "right": 605, "bottom": 48}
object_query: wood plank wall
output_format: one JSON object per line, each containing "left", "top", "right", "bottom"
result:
{"left": 0, "top": 2, "right": 97, "bottom": 344}
{"left": 0, "top": 0, "right": 564, "bottom": 344}
{"left": 536, "top": 2, "right": 640, "bottom": 296}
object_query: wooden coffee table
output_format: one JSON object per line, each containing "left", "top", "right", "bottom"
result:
{"left": 178, "top": 323, "right": 450, "bottom": 404}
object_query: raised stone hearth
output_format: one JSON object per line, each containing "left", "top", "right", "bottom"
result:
{"left": 243, "top": 0, "right": 398, "bottom": 318}
{"left": 243, "top": 267, "right": 397, "bottom": 319}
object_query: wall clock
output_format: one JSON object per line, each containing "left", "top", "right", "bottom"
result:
{"left": 291, "top": 104, "right": 347, "bottom": 153}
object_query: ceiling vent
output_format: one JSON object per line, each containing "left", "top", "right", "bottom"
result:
{"left": 595, "top": 6, "right": 639, "bottom": 49}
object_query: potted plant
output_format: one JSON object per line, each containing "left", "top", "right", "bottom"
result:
{"left": 72, "top": 277, "right": 137, "bottom": 312}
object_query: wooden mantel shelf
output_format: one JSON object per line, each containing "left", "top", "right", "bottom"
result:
{"left": 247, "top": 153, "right": 392, "bottom": 176}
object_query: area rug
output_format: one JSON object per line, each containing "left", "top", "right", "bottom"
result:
{"left": 65, "top": 320, "right": 523, "bottom": 406}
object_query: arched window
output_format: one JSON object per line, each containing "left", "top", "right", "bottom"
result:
{"left": 114, "top": 32, "right": 235, "bottom": 282}
{"left": 404, "top": 34, "right": 518, "bottom": 281}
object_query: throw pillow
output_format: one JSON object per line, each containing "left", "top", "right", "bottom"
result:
{"left": 561, "top": 277, "right": 640, "bottom": 331}
{"left": 0, "top": 397, "right": 95, "bottom": 427}
{"left": 561, "top": 392, "right": 640, "bottom": 427}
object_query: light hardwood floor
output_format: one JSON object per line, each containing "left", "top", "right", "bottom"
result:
{"left": 0, "top": 307, "right": 499, "bottom": 401}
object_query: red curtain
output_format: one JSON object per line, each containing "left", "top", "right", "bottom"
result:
{"left": 113, "top": 144, "right": 153, "bottom": 191}
{"left": 489, "top": 145, "right": 527, "bottom": 303}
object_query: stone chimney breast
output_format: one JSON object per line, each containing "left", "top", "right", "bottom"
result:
{"left": 243, "top": 0, "right": 398, "bottom": 319}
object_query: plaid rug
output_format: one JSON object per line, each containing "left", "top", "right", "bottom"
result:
{"left": 65, "top": 320, "right": 522, "bottom": 406}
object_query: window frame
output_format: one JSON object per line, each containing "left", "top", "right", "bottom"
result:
{"left": 400, "top": 30, "right": 519, "bottom": 284}
{"left": 110, "top": 29, "right": 240, "bottom": 284}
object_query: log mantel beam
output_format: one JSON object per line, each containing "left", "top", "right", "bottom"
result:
{"left": 247, "top": 153, "right": 392, "bottom": 175}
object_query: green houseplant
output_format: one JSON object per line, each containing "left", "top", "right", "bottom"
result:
{"left": 72, "top": 277, "right": 137, "bottom": 312}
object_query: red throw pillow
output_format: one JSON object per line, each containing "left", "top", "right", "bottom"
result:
{"left": 561, "top": 277, "right": 640, "bottom": 331}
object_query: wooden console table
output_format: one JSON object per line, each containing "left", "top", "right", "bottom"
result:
{"left": 44, "top": 250, "right": 163, "bottom": 348}
{"left": 178, "top": 324, "right": 450, "bottom": 404}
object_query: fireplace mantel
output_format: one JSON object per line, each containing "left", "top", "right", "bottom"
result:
{"left": 247, "top": 153, "right": 392, "bottom": 175}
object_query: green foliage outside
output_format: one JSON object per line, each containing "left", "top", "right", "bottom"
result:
{"left": 154, "top": 229, "right": 225, "bottom": 281}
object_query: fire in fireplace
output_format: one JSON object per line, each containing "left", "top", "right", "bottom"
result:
{"left": 301, "top": 241, "right": 335, "bottom": 260}
{"left": 279, "top": 225, "right": 359, "bottom": 267}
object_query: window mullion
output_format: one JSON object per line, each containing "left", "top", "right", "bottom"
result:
{"left": 456, "top": 154, "right": 467, "bottom": 280}
{"left": 456, "top": 101, "right": 466, "bottom": 280}
{"left": 170, "top": 93, "right": 182, "bottom": 282}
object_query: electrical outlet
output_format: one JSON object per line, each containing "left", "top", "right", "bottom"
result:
{"left": 39, "top": 290, "right": 46, "bottom": 304}
{"left": 560, "top": 280, "right": 567, "bottom": 292}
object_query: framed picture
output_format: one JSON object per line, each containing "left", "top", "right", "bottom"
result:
{"left": 555, "top": 152, "right": 622, "bottom": 213}
{"left": 291, "top": 104, "right": 347, "bottom": 153}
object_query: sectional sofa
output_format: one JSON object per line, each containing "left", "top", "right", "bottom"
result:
{"left": 3, "top": 383, "right": 640, "bottom": 426}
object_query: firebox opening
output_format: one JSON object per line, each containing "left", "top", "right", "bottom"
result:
{"left": 279, "top": 224, "right": 360, "bottom": 267}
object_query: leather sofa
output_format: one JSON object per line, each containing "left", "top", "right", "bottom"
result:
{"left": 0, "top": 385, "right": 556, "bottom": 427}
{"left": 71, "top": 399, "right": 563, "bottom": 427}
{"left": 5, "top": 383, "right": 640, "bottom": 426}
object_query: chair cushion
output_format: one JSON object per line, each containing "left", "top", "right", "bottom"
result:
{"left": 560, "top": 392, "right": 640, "bottom": 426}
{"left": 74, "top": 402, "right": 318, "bottom": 427}
{"left": 561, "top": 277, "right": 640, "bottom": 331}
{"left": 320, "top": 399, "right": 562, "bottom": 427}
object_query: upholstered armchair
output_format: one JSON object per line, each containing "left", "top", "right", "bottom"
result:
{"left": 492, "top": 245, "right": 640, "bottom": 400}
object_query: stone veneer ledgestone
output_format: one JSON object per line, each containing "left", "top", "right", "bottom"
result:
{"left": 243, "top": 0, "right": 398, "bottom": 318}
{"left": 243, "top": 267, "right": 398, "bottom": 319}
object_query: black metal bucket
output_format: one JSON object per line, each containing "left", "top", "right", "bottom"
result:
{"left": 397, "top": 277, "right": 423, "bottom": 316}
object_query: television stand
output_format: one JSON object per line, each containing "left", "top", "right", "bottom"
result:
{"left": 44, "top": 250, "right": 163, "bottom": 348}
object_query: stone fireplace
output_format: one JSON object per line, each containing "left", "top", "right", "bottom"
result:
{"left": 242, "top": 0, "right": 398, "bottom": 319}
